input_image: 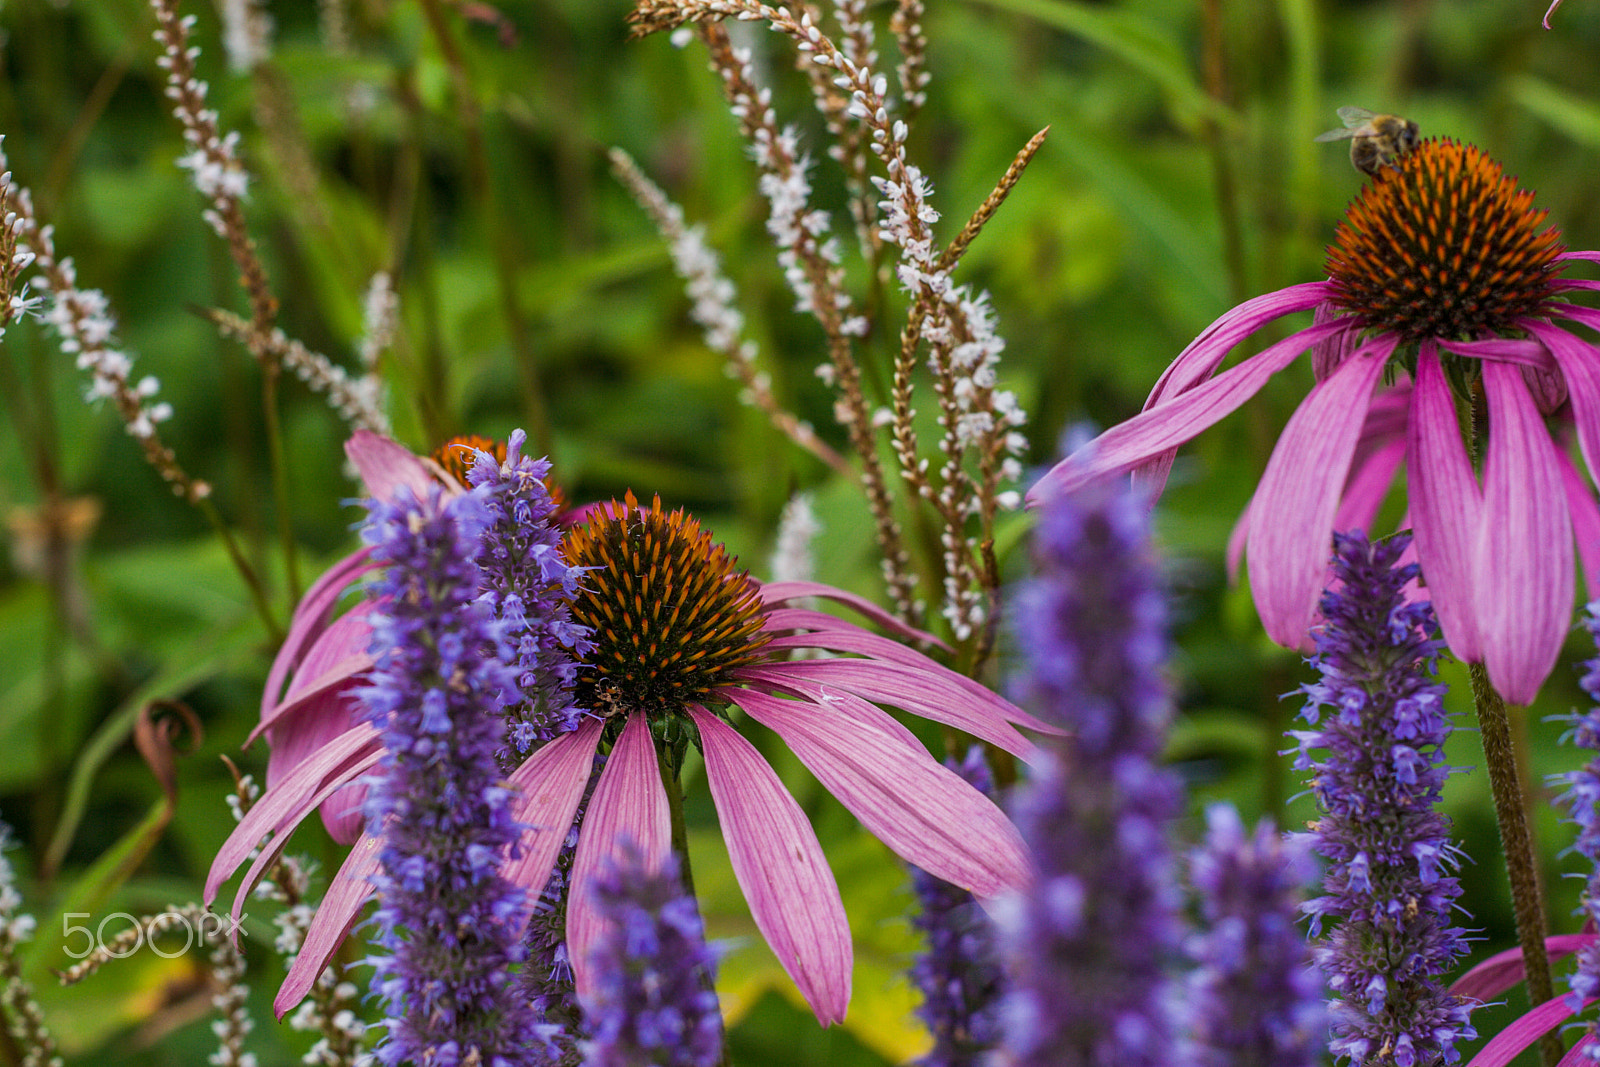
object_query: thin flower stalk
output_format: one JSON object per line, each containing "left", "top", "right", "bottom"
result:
{"left": 219, "top": 0, "right": 274, "bottom": 72}
{"left": 607, "top": 146, "right": 848, "bottom": 475}
{"left": 150, "top": 0, "right": 278, "bottom": 337}
{"left": 800, "top": 0, "right": 882, "bottom": 262}
{"left": 890, "top": 0, "right": 930, "bottom": 125}
{"left": 0, "top": 825, "right": 60, "bottom": 1067}
{"left": 697, "top": 21, "right": 918, "bottom": 623}
{"left": 1002, "top": 477, "right": 1182, "bottom": 1066}
{"left": 1186, "top": 806, "right": 1326, "bottom": 1067}
{"left": 1290, "top": 531, "right": 1476, "bottom": 1067}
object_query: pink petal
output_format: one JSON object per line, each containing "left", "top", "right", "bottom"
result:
{"left": 1451, "top": 932, "right": 1591, "bottom": 1001}
{"left": 345, "top": 430, "right": 439, "bottom": 503}
{"left": 726, "top": 686, "right": 1031, "bottom": 899}
{"left": 499, "top": 718, "right": 605, "bottom": 901}
{"left": 1246, "top": 342, "right": 1389, "bottom": 648}
{"left": 262, "top": 548, "right": 375, "bottom": 719}
{"left": 1476, "top": 360, "right": 1574, "bottom": 705}
{"left": 1408, "top": 345, "right": 1484, "bottom": 662}
{"left": 1332, "top": 435, "right": 1406, "bottom": 537}
{"left": 275, "top": 833, "right": 382, "bottom": 1017}
{"left": 1146, "top": 281, "right": 1333, "bottom": 405}
{"left": 760, "top": 581, "right": 951, "bottom": 651}
{"left": 1028, "top": 318, "right": 1347, "bottom": 505}
{"left": 567, "top": 713, "right": 671, "bottom": 1004}
{"left": 1561, "top": 450, "right": 1600, "bottom": 600}
{"left": 1528, "top": 317, "right": 1600, "bottom": 485}
{"left": 206, "top": 723, "right": 380, "bottom": 905}
{"left": 1226, "top": 493, "right": 1252, "bottom": 583}
{"left": 1463, "top": 994, "right": 1578, "bottom": 1067}
{"left": 1561, "top": 1035, "right": 1600, "bottom": 1067}
{"left": 252, "top": 606, "right": 377, "bottom": 749}
{"left": 738, "top": 661, "right": 1039, "bottom": 763}
{"left": 689, "top": 706, "right": 851, "bottom": 1026}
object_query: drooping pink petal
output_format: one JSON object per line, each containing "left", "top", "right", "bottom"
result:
{"left": 1561, "top": 451, "right": 1600, "bottom": 600}
{"left": 1146, "top": 281, "right": 1333, "bottom": 405}
{"left": 1407, "top": 345, "right": 1484, "bottom": 662}
{"left": 757, "top": 613, "right": 1062, "bottom": 737}
{"left": 206, "top": 722, "right": 380, "bottom": 905}
{"left": 1462, "top": 994, "right": 1579, "bottom": 1067}
{"left": 499, "top": 718, "right": 605, "bottom": 901}
{"left": 1476, "top": 360, "right": 1574, "bottom": 705}
{"left": 252, "top": 606, "right": 377, "bottom": 749}
{"left": 262, "top": 548, "right": 375, "bottom": 719}
{"left": 739, "top": 661, "right": 1040, "bottom": 762}
{"left": 1333, "top": 435, "right": 1406, "bottom": 538}
{"left": 345, "top": 430, "right": 440, "bottom": 504}
{"left": 761, "top": 581, "right": 951, "bottom": 651}
{"left": 726, "top": 686, "right": 1030, "bottom": 899}
{"left": 1450, "top": 932, "right": 1590, "bottom": 1002}
{"left": 1528, "top": 317, "right": 1600, "bottom": 485}
{"left": 1028, "top": 319, "right": 1348, "bottom": 505}
{"left": 1247, "top": 341, "right": 1389, "bottom": 648}
{"left": 274, "top": 833, "right": 381, "bottom": 1017}
{"left": 689, "top": 706, "right": 851, "bottom": 1026}
{"left": 567, "top": 713, "right": 671, "bottom": 1004}
{"left": 1226, "top": 492, "right": 1252, "bottom": 582}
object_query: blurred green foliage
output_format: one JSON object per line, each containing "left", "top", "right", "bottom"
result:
{"left": 0, "top": 0, "right": 1598, "bottom": 1063}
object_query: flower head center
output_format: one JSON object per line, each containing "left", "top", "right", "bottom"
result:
{"left": 432, "top": 434, "right": 507, "bottom": 485}
{"left": 1325, "top": 138, "right": 1564, "bottom": 342}
{"left": 563, "top": 492, "right": 771, "bottom": 718}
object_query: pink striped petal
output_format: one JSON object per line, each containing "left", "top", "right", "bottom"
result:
{"left": 1561, "top": 451, "right": 1600, "bottom": 600}
{"left": 738, "top": 661, "right": 1039, "bottom": 763}
{"left": 206, "top": 723, "right": 380, "bottom": 904}
{"left": 252, "top": 607, "right": 376, "bottom": 749}
{"left": 567, "top": 713, "right": 671, "bottom": 1004}
{"left": 1226, "top": 492, "right": 1252, "bottom": 582}
{"left": 1408, "top": 345, "right": 1484, "bottom": 662}
{"left": 689, "top": 707, "right": 851, "bottom": 1025}
{"left": 262, "top": 548, "right": 375, "bottom": 719}
{"left": 1463, "top": 994, "right": 1578, "bottom": 1067}
{"left": 1451, "top": 933, "right": 1590, "bottom": 1002}
{"left": 499, "top": 718, "right": 605, "bottom": 900}
{"left": 1561, "top": 1034, "right": 1600, "bottom": 1067}
{"left": 1528, "top": 317, "right": 1600, "bottom": 485}
{"left": 1247, "top": 343, "right": 1389, "bottom": 648}
{"left": 1029, "top": 319, "right": 1347, "bottom": 504}
{"left": 760, "top": 581, "right": 950, "bottom": 650}
{"left": 1476, "top": 360, "right": 1573, "bottom": 705}
{"left": 275, "top": 833, "right": 381, "bottom": 1017}
{"left": 1146, "top": 281, "right": 1333, "bottom": 405}
{"left": 727, "top": 686, "right": 1030, "bottom": 899}
{"left": 345, "top": 431, "right": 439, "bottom": 504}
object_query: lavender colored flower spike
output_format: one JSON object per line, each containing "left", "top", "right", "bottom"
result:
{"left": 1002, "top": 478, "right": 1184, "bottom": 1067}
{"left": 1554, "top": 603, "right": 1600, "bottom": 1021}
{"left": 1186, "top": 805, "right": 1326, "bottom": 1067}
{"left": 1292, "top": 530, "right": 1475, "bottom": 1066}
{"left": 358, "top": 481, "right": 555, "bottom": 1066}
{"left": 579, "top": 845, "right": 724, "bottom": 1067}
{"left": 909, "top": 746, "right": 1006, "bottom": 1066}
{"left": 467, "top": 429, "right": 594, "bottom": 762}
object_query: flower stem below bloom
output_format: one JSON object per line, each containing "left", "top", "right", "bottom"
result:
{"left": 1469, "top": 659, "right": 1562, "bottom": 1067}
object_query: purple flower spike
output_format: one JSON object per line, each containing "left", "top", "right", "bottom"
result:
{"left": 1002, "top": 478, "right": 1184, "bottom": 1067}
{"left": 1554, "top": 604, "right": 1600, "bottom": 1025}
{"left": 1292, "top": 530, "right": 1475, "bottom": 1066}
{"left": 1187, "top": 805, "right": 1326, "bottom": 1067}
{"left": 467, "top": 429, "right": 593, "bottom": 761}
{"left": 359, "top": 480, "right": 555, "bottom": 1066}
{"left": 909, "top": 746, "right": 1006, "bottom": 1066}
{"left": 580, "top": 845, "right": 724, "bottom": 1067}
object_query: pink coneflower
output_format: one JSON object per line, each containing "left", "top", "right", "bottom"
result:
{"left": 1031, "top": 137, "right": 1600, "bottom": 705}
{"left": 208, "top": 433, "right": 1040, "bottom": 1028}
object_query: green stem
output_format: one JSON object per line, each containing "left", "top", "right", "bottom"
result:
{"left": 261, "top": 361, "right": 301, "bottom": 607}
{"left": 1468, "top": 661, "right": 1562, "bottom": 1067}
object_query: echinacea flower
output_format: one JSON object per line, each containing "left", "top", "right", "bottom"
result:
{"left": 208, "top": 432, "right": 1043, "bottom": 1028}
{"left": 1031, "top": 137, "right": 1600, "bottom": 704}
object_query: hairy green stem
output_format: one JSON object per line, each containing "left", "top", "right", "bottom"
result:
{"left": 1468, "top": 661, "right": 1562, "bottom": 1067}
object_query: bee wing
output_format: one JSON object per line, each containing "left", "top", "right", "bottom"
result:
{"left": 1314, "top": 126, "right": 1358, "bottom": 142}
{"left": 1335, "top": 105, "right": 1379, "bottom": 127}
